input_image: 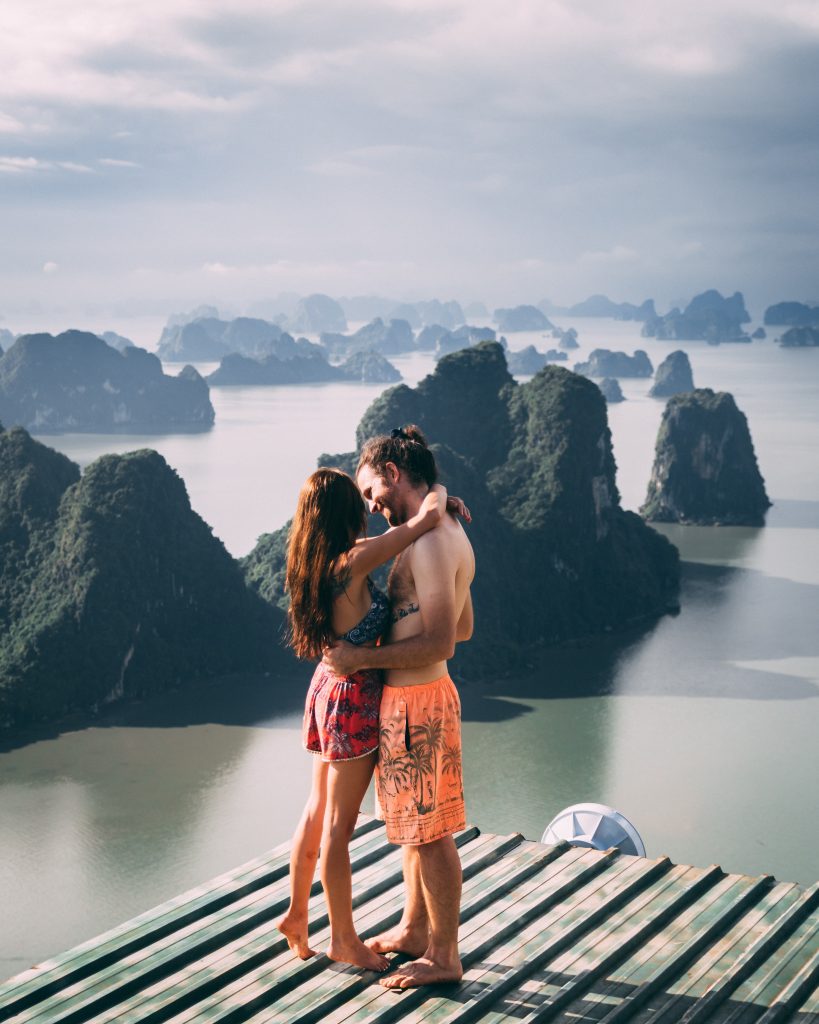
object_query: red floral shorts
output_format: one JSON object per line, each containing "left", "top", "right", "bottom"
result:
{"left": 302, "top": 662, "right": 383, "bottom": 762}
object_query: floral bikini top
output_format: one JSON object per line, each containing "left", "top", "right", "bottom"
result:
{"left": 338, "top": 577, "right": 391, "bottom": 646}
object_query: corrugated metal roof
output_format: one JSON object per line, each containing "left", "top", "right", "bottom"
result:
{"left": 1, "top": 816, "right": 817, "bottom": 1023}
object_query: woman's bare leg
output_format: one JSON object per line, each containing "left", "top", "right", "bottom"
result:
{"left": 322, "top": 752, "right": 389, "bottom": 971}
{"left": 276, "top": 756, "right": 328, "bottom": 958}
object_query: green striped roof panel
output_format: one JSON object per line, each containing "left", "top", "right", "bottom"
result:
{"left": 1, "top": 816, "right": 817, "bottom": 1024}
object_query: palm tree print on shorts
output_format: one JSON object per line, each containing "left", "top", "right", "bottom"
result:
{"left": 377, "top": 713, "right": 455, "bottom": 815}
{"left": 375, "top": 679, "right": 466, "bottom": 845}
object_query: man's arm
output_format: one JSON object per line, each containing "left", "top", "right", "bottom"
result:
{"left": 324, "top": 531, "right": 457, "bottom": 673}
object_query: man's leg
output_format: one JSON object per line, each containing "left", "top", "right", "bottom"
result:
{"left": 366, "top": 845, "right": 429, "bottom": 955}
{"left": 381, "top": 834, "right": 463, "bottom": 988}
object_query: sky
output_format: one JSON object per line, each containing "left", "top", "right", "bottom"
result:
{"left": 2, "top": 0, "right": 818, "bottom": 328}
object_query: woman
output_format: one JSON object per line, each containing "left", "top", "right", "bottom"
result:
{"left": 276, "top": 466, "right": 461, "bottom": 970}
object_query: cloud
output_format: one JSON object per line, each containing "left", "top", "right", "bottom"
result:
{"left": 57, "top": 161, "right": 94, "bottom": 173}
{"left": 42, "top": 261, "right": 59, "bottom": 273}
{"left": 0, "top": 1, "right": 817, "bottom": 313}
{"left": 0, "top": 0, "right": 807, "bottom": 116}
{"left": 99, "top": 157, "right": 141, "bottom": 168}
{"left": 0, "top": 112, "right": 25, "bottom": 132}
{"left": 0, "top": 156, "right": 44, "bottom": 173}
{"left": 0, "top": 155, "right": 93, "bottom": 174}
{"left": 202, "top": 261, "right": 238, "bottom": 274}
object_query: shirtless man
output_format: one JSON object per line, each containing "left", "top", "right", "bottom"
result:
{"left": 323, "top": 425, "right": 475, "bottom": 989}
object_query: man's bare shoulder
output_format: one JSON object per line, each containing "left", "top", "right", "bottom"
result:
{"left": 413, "top": 518, "right": 472, "bottom": 565}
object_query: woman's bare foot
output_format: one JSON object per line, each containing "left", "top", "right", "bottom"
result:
{"left": 276, "top": 914, "right": 317, "bottom": 960}
{"left": 328, "top": 937, "right": 390, "bottom": 972}
{"left": 380, "top": 955, "right": 463, "bottom": 989}
{"left": 365, "top": 923, "right": 428, "bottom": 958}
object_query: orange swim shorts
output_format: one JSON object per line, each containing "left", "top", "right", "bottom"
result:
{"left": 375, "top": 675, "right": 466, "bottom": 845}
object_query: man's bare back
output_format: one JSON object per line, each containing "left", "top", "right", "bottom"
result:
{"left": 385, "top": 513, "right": 475, "bottom": 687}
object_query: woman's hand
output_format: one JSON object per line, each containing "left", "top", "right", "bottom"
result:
{"left": 419, "top": 483, "right": 448, "bottom": 524}
{"left": 446, "top": 495, "right": 472, "bottom": 523}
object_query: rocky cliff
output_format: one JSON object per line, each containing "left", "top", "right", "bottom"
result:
{"left": 157, "top": 316, "right": 292, "bottom": 362}
{"left": 506, "top": 346, "right": 566, "bottom": 375}
{"left": 287, "top": 294, "right": 347, "bottom": 334}
{"left": 553, "top": 326, "right": 579, "bottom": 349}
{"left": 0, "top": 429, "right": 284, "bottom": 727}
{"left": 641, "top": 389, "right": 771, "bottom": 525}
{"left": 572, "top": 296, "right": 656, "bottom": 320}
{"left": 414, "top": 299, "right": 465, "bottom": 329}
{"left": 207, "top": 349, "right": 337, "bottom": 385}
{"left": 99, "top": 331, "right": 135, "bottom": 351}
{"left": 542, "top": 296, "right": 656, "bottom": 321}
{"left": 598, "top": 378, "right": 624, "bottom": 403}
{"left": 494, "top": 305, "right": 553, "bottom": 332}
{"left": 778, "top": 327, "right": 819, "bottom": 347}
{"left": 207, "top": 346, "right": 401, "bottom": 385}
{"left": 642, "top": 290, "right": 750, "bottom": 343}
{"left": 246, "top": 342, "right": 679, "bottom": 678}
{"left": 415, "top": 324, "right": 449, "bottom": 350}
{"left": 0, "top": 331, "right": 214, "bottom": 433}
{"left": 321, "top": 318, "right": 415, "bottom": 358}
{"left": 574, "top": 349, "right": 653, "bottom": 378}
{"left": 338, "top": 350, "right": 402, "bottom": 383}
{"left": 764, "top": 301, "right": 819, "bottom": 326}
{"left": 649, "top": 350, "right": 694, "bottom": 397}
{"left": 433, "top": 325, "right": 498, "bottom": 359}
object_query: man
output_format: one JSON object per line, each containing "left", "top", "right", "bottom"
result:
{"left": 323, "top": 425, "right": 475, "bottom": 989}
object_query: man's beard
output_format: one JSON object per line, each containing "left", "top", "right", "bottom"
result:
{"left": 380, "top": 505, "right": 406, "bottom": 526}
{"left": 377, "top": 497, "right": 407, "bottom": 526}
{"left": 375, "top": 483, "right": 407, "bottom": 526}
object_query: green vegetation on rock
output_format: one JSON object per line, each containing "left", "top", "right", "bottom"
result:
{"left": 0, "top": 330, "right": 214, "bottom": 433}
{"left": 246, "top": 342, "right": 680, "bottom": 678}
{"left": 649, "top": 350, "right": 694, "bottom": 398}
{"left": 0, "top": 427, "right": 284, "bottom": 727}
{"left": 574, "top": 349, "right": 653, "bottom": 378}
{"left": 641, "top": 389, "right": 771, "bottom": 525}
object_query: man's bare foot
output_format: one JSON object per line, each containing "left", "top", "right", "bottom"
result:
{"left": 328, "top": 937, "right": 390, "bottom": 972}
{"left": 380, "top": 955, "right": 463, "bottom": 989}
{"left": 365, "top": 923, "right": 428, "bottom": 958}
{"left": 276, "top": 914, "right": 317, "bottom": 960}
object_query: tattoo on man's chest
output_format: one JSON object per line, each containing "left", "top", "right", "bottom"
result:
{"left": 391, "top": 602, "right": 420, "bottom": 624}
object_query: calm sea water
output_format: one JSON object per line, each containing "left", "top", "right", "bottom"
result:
{"left": 1, "top": 317, "right": 817, "bottom": 981}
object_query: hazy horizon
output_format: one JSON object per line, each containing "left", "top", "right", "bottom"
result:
{"left": 2, "top": 0, "right": 818, "bottom": 327}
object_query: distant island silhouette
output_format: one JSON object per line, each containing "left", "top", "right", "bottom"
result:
{"left": 0, "top": 331, "right": 214, "bottom": 434}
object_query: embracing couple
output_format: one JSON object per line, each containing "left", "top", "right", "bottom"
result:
{"left": 276, "top": 425, "right": 475, "bottom": 989}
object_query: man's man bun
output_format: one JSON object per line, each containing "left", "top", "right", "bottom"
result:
{"left": 401, "top": 424, "right": 428, "bottom": 447}
{"left": 359, "top": 424, "right": 438, "bottom": 488}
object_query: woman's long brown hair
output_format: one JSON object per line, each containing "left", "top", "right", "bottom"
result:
{"left": 285, "top": 468, "right": 367, "bottom": 660}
